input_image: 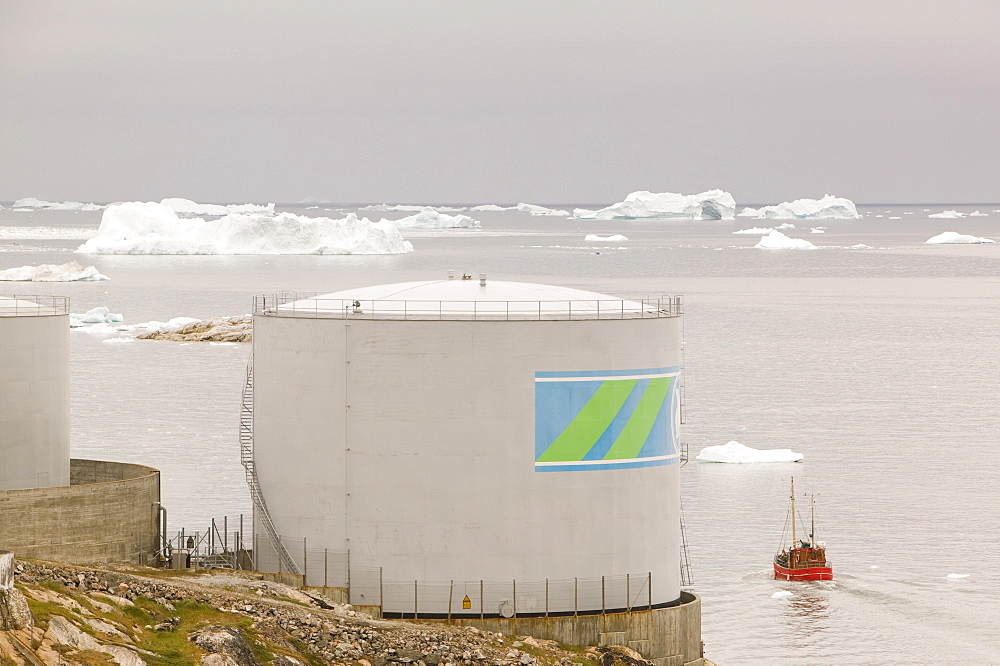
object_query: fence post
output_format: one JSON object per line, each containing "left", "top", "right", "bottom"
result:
{"left": 211, "top": 519, "right": 215, "bottom": 555}
{"left": 240, "top": 514, "right": 244, "bottom": 559}
{"left": 513, "top": 579, "right": 516, "bottom": 619}
{"left": 627, "top": 574, "right": 631, "bottom": 613}
{"left": 602, "top": 575, "right": 605, "bottom": 615}
{"left": 574, "top": 578, "right": 578, "bottom": 617}
{"left": 278, "top": 536, "right": 283, "bottom": 575}
{"left": 414, "top": 580, "right": 418, "bottom": 619}
{"left": 347, "top": 549, "right": 351, "bottom": 590}
{"left": 303, "top": 538, "right": 308, "bottom": 585}
{"left": 379, "top": 567, "right": 383, "bottom": 611}
{"left": 324, "top": 549, "right": 329, "bottom": 588}
{"left": 545, "top": 579, "right": 549, "bottom": 618}
{"left": 648, "top": 571, "right": 652, "bottom": 609}
{"left": 480, "top": 580, "right": 484, "bottom": 620}
{"left": 224, "top": 516, "right": 228, "bottom": 552}
{"left": 448, "top": 580, "right": 454, "bottom": 622}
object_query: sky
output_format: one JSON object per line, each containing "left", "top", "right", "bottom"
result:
{"left": 1, "top": 1, "right": 998, "bottom": 205}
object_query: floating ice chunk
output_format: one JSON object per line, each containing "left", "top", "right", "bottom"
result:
{"left": 70, "top": 307, "right": 124, "bottom": 327}
{"left": 160, "top": 198, "right": 275, "bottom": 216}
{"left": 102, "top": 337, "right": 135, "bottom": 344}
{"left": 733, "top": 227, "right": 775, "bottom": 235}
{"left": 947, "top": 573, "right": 970, "bottom": 579}
{"left": 754, "top": 231, "right": 818, "bottom": 250}
{"left": 810, "top": 227, "right": 826, "bottom": 233}
{"left": 516, "top": 203, "right": 570, "bottom": 216}
{"left": 361, "top": 204, "right": 467, "bottom": 212}
{"left": 848, "top": 244, "right": 874, "bottom": 249}
{"left": 737, "top": 207, "right": 760, "bottom": 217}
{"left": 574, "top": 190, "right": 736, "bottom": 220}
{"left": 470, "top": 204, "right": 515, "bottom": 212}
{"left": 775, "top": 222, "right": 796, "bottom": 230}
{"left": 0, "top": 261, "right": 108, "bottom": 282}
{"left": 771, "top": 591, "right": 794, "bottom": 599}
{"left": 744, "top": 195, "right": 860, "bottom": 220}
{"left": 75, "top": 202, "right": 413, "bottom": 255}
{"left": 928, "top": 210, "right": 966, "bottom": 218}
{"left": 889, "top": 216, "right": 902, "bottom": 220}
{"left": 968, "top": 210, "right": 988, "bottom": 217}
{"left": 12, "top": 197, "right": 104, "bottom": 211}
{"left": 585, "top": 234, "right": 628, "bottom": 242}
{"left": 697, "top": 441, "right": 804, "bottom": 463}
{"left": 925, "top": 231, "right": 995, "bottom": 244}
{"left": 390, "top": 207, "right": 480, "bottom": 229}
{"left": 120, "top": 317, "right": 202, "bottom": 336}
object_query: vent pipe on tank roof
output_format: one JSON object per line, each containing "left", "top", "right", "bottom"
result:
{"left": 480, "top": 273, "right": 487, "bottom": 287}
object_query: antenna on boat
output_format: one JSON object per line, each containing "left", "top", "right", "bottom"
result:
{"left": 810, "top": 493, "right": 816, "bottom": 542}
{"left": 790, "top": 477, "right": 796, "bottom": 546}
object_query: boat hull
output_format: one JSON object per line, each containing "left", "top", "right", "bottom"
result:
{"left": 773, "top": 562, "right": 833, "bottom": 581}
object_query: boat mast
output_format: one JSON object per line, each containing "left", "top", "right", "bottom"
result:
{"left": 790, "top": 477, "right": 796, "bottom": 546}
{"left": 811, "top": 494, "right": 816, "bottom": 543}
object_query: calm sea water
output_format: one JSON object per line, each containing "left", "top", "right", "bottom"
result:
{"left": 2, "top": 203, "right": 999, "bottom": 664}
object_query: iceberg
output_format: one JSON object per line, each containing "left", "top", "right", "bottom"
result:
{"left": 361, "top": 204, "right": 467, "bottom": 213}
{"left": 69, "top": 307, "right": 124, "bottom": 327}
{"left": 848, "top": 244, "right": 874, "bottom": 249}
{"left": 574, "top": 189, "right": 736, "bottom": 220}
{"left": 160, "top": 198, "right": 275, "bottom": 216}
{"left": 696, "top": 441, "right": 804, "bottom": 463}
{"left": 516, "top": 203, "right": 570, "bottom": 216}
{"left": 744, "top": 195, "right": 860, "bottom": 220}
{"left": 737, "top": 207, "right": 760, "bottom": 217}
{"left": 969, "top": 211, "right": 988, "bottom": 217}
{"left": 928, "top": 210, "right": 965, "bottom": 218}
{"left": 390, "top": 207, "right": 480, "bottom": 229}
{"left": 75, "top": 202, "right": 413, "bottom": 255}
{"left": 12, "top": 197, "right": 103, "bottom": 211}
{"left": 470, "top": 204, "right": 515, "bottom": 212}
{"left": 754, "top": 231, "right": 818, "bottom": 250}
{"left": 732, "top": 227, "right": 775, "bottom": 235}
{"left": 585, "top": 234, "right": 628, "bottom": 242}
{"left": 0, "top": 261, "right": 108, "bottom": 282}
{"left": 925, "top": 231, "right": 995, "bottom": 244}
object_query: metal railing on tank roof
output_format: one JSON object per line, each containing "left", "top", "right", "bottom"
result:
{"left": 253, "top": 292, "right": 682, "bottom": 321}
{"left": 0, "top": 295, "right": 69, "bottom": 316}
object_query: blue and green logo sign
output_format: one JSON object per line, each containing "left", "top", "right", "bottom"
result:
{"left": 534, "top": 368, "right": 680, "bottom": 472}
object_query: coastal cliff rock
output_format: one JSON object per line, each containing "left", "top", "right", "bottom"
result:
{"left": 137, "top": 316, "right": 251, "bottom": 342}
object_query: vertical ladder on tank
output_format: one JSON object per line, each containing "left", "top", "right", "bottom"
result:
{"left": 679, "top": 505, "right": 694, "bottom": 588}
{"left": 240, "top": 354, "right": 301, "bottom": 575}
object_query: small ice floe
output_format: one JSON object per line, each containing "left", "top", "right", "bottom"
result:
{"left": 925, "top": 231, "right": 995, "bottom": 244}
{"left": 810, "top": 227, "right": 826, "bottom": 233}
{"left": 584, "top": 234, "right": 628, "bottom": 242}
{"left": 889, "top": 216, "right": 902, "bottom": 220}
{"left": 754, "top": 230, "right": 818, "bottom": 250}
{"left": 102, "top": 337, "right": 135, "bottom": 344}
{"left": 470, "top": 204, "right": 515, "bottom": 212}
{"left": 968, "top": 211, "right": 988, "bottom": 217}
{"left": 870, "top": 565, "right": 879, "bottom": 569}
{"left": 70, "top": 307, "right": 124, "bottom": 327}
{"left": 947, "top": 573, "right": 970, "bottom": 579}
{"left": 775, "top": 223, "right": 796, "bottom": 230}
{"left": 928, "top": 210, "right": 966, "bottom": 218}
{"left": 733, "top": 227, "right": 774, "bottom": 235}
{"left": 848, "top": 244, "right": 874, "bottom": 249}
{"left": 0, "top": 261, "right": 108, "bottom": 282}
{"left": 771, "top": 590, "right": 794, "bottom": 599}
{"left": 696, "top": 441, "right": 803, "bottom": 463}
{"left": 160, "top": 198, "right": 274, "bottom": 216}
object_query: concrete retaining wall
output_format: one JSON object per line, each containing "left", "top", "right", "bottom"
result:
{"left": 0, "top": 459, "right": 160, "bottom": 565}
{"left": 415, "top": 593, "right": 702, "bottom": 666}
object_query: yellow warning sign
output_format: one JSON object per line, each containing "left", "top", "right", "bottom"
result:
{"left": 462, "top": 595, "right": 471, "bottom": 609}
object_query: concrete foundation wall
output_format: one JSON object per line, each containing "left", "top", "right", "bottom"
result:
{"left": 0, "top": 459, "right": 160, "bottom": 565}
{"left": 413, "top": 594, "right": 702, "bottom": 666}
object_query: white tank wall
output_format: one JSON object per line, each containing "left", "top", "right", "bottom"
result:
{"left": 0, "top": 313, "right": 70, "bottom": 491}
{"left": 253, "top": 314, "right": 681, "bottom": 603}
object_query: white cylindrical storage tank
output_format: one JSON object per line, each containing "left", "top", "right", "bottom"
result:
{"left": 0, "top": 296, "right": 70, "bottom": 491}
{"left": 251, "top": 280, "right": 683, "bottom": 611}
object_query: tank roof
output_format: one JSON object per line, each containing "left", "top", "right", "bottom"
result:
{"left": 255, "top": 279, "right": 681, "bottom": 321}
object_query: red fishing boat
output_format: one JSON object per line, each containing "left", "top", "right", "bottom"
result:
{"left": 773, "top": 477, "right": 833, "bottom": 581}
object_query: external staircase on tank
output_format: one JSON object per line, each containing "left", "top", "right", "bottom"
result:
{"left": 240, "top": 354, "right": 301, "bottom": 575}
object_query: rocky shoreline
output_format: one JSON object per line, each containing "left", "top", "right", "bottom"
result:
{"left": 0, "top": 560, "right": 667, "bottom": 666}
